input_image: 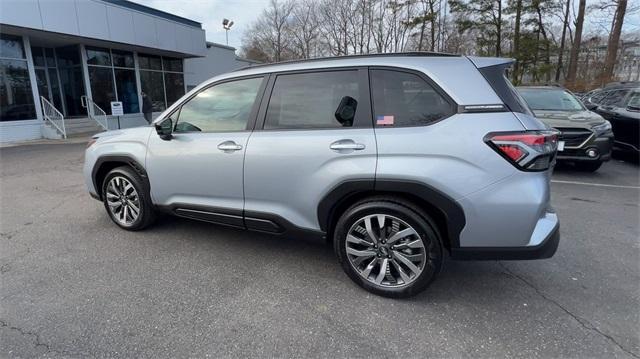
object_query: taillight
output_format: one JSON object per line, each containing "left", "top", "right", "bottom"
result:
{"left": 485, "top": 130, "right": 559, "bottom": 171}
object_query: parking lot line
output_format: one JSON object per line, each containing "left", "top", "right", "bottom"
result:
{"left": 551, "top": 180, "right": 640, "bottom": 189}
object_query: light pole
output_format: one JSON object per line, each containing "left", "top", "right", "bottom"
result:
{"left": 222, "top": 18, "right": 234, "bottom": 46}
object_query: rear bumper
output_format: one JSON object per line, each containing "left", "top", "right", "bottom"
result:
{"left": 450, "top": 212, "right": 559, "bottom": 260}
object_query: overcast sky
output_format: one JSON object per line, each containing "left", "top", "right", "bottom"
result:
{"left": 135, "top": 0, "right": 270, "bottom": 49}
{"left": 135, "top": 0, "right": 639, "bottom": 52}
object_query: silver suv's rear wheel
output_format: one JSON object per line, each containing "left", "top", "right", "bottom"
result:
{"left": 335, "top": 197, "right": 443, "bottom": 298}
{"left": 346, "top": 214, "right": 426, "bottom": 288}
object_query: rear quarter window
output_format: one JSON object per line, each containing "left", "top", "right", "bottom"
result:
{"left": 370, "top": 69, "right": 453, "bottom": 127}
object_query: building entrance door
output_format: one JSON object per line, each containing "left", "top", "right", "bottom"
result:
{"left": 54, "top": 45, "right": 86, "bottom": 117}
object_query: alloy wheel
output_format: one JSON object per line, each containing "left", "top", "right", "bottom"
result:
{"left": 105, "top": 176, "right": 141, "bottom": 226}
{"left": 345, "top": 214, "right": 427, "bottom": 288}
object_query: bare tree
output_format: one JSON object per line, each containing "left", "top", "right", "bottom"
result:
{"left": 600, "top": 0, "right": 627, "bottom": 84}
{"left": 566, "top": 0, "right": 585, "bottom": 86}
{"left": 555, "top": 0, "right": 571, "bottom": 81}
{"left": 289, "top": 0, "right": 320, "bottom": 58}
{"left": 511, "top": 0, "right": 523, "bottom": 83}
{"left": 238, "top": 0, "right": 636, "bottom": 90}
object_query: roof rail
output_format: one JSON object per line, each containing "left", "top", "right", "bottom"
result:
{"left": 234, "top": 51, "right": 460, "bottom": 71}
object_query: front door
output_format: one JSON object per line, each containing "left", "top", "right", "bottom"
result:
{"left": 243, "top": 69, "right": 377, "bottom": 232}
{"left": 146, "top": 76, "right": 266, "bottom": 225}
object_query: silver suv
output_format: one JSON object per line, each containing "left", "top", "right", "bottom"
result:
{"left": 84, "top": 53, "right": 560, "bottom": 298}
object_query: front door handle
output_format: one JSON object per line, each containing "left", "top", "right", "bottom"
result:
{"left": 330, "top": 139, "right": 365, "bottom": 152}
{"left": 217, "top": 140, "right": 243, "bottom": 153}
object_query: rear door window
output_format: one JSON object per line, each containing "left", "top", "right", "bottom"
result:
{"left": 264, "top": 70, "right": 361, "bottom": 130}
{"left": 370, "top": 69, "right": 453, "bottom": 127}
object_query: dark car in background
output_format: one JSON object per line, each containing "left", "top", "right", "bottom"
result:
{"left": 582, "top": 82, "right": 639, "bottom": 158}
{"left": 518, "top": 86, "right": 613, "bottom": 172}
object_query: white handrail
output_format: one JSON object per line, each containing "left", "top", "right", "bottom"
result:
{"left": 40, "top": 96, "right": 66, "bottom": 139}
{"left": 81, "top": 95, "right": 108, "bottom": 130}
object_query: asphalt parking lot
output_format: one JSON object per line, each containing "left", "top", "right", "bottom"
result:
{"left": 1, "top": 140, "right": 638, "bottom": 358}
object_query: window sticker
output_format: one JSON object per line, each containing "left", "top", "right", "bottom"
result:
{"left": 376, "top": 115, "right": 394, "bottom": 126}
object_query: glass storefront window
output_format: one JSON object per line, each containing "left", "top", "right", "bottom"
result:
{"left": 164, "top": 72, "right": 185, "bottom": 106}
{"left": 139, "top": 53, "right": 184, "bottom": 110}
{"left": 0, "top": 34, "right": 25, "bottom": 59}
{"left": 0, "top": 59, "right": 36, "bottom": 121}
{"left": 32, "top": 47, "right": 45, "bottom": 67}
{"left": 45, "top": 48, "right": 56, "bottom": 67}
{"left": 114, "top": 69, "right": 139, "bottom": 113}
{"left": 112, "top": 50, "right": 134, "bottom": 68}
{"left": 163, "top": 57, "right": 183, "bottom": 72}
{"left": 138, "top": 54, "right": 162, "bottom": 70}
{"left": 48, "top": 68, "right": 63, "bottom": 111}
{"left": 88, "top": 66, "right": 115, "bottom": 113}
{"left": 86, "top": 47, "right": 111, "bottom": 66}
{"left": 56, "top": 45, "right": 81, "bottom": 67}
{"left": 86, "top": 47, "right": 139, "bottom": 114}
{"left": 58, "top": 65, "right": 85, "bottom": 117}
{"left": 35, "top": 68, "right": 50, "bottom": 102}
{"left": 139, "top": 70, "right": 165, "bottom": 112}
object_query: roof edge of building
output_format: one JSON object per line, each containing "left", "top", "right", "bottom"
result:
{"left": 103, "top": 0, "right": 202, "bottom": 28}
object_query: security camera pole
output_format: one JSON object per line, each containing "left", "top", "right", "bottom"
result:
{"left": 222, "top": 18, "right": 234, "bottom": 46}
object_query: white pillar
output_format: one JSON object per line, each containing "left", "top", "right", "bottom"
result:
{"left": 79, "top": 44, "right": 93, "bottom": 115}
{"left": 133, "top": 51, "right": 143, "bottom": 114}
{"left": 22, "top": 36, "right": 43, "bottom": 125}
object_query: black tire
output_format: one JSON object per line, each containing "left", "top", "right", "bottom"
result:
{"left": 575, "top": 161, "right": 602, "bottom": 172}
{"left": 334, "top": 196, "right": 443, "bottom": 298}
{"left": 102, "top": 166, "right": 155, "bottom": 231}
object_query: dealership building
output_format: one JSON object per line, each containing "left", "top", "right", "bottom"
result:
{"left": 0, "top": 0, "right": 255, "bottom": 143}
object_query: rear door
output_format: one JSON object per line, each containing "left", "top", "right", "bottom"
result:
{"left": 243, "top": 68, "right": 376, "bottom": 232}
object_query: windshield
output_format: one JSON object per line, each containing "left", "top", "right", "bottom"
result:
{"left": 518, "top": 88, "right": 585, "bottom": 111}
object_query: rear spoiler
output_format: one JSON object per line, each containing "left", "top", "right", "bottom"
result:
{"left": 466, "top": 56, "right": 515, "bottom": 68}
{"left": 466, "top": 56, "right": 532, "bottom": 116}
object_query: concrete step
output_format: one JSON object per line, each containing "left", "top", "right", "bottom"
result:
{"left": 64, "top": 122, "right": 102, "bottom": 130}
{"left": 67, "top": 132, "right": 96, "bottom": 141}
{"left": 64, "top": 118, "right": 98, "bottom": 125}
{"left": 62, "top": 118, "right": 103, "bottom": 135}
{"left": 66, "top": 127, "right": 103, "bottom": 136}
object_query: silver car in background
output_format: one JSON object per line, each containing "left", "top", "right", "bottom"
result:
{"left": 84, "top": 53, "right": 560, "bottom": 297}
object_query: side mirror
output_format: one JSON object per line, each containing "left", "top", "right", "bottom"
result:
{"left": 155, "top": 118, "right": 173, "bottom": 140}
{"left": 627, "top": 105, "right": 640, "bottom": 112}
{"left": 334, "top": 96, "right": 358, "bottom": 127}
{"left": 585, "top": 103, "right": 598, "bottom": 111}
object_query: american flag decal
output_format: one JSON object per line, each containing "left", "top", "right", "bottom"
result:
{"left": 376, "top": 115, "right": 394, "bottom": 126}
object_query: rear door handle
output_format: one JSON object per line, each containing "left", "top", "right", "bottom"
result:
{"left": 217, "top": 140, "right": 243, "bottom": 152}
{"left": 330, "top": 139, "right": 365, "bottom": 152}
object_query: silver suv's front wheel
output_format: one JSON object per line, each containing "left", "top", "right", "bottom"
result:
{"left": 102, "top": 166, "right": 155, "bottom": 231}
{"left": 335, "top": 198, "right": 443, "bottom": 298}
